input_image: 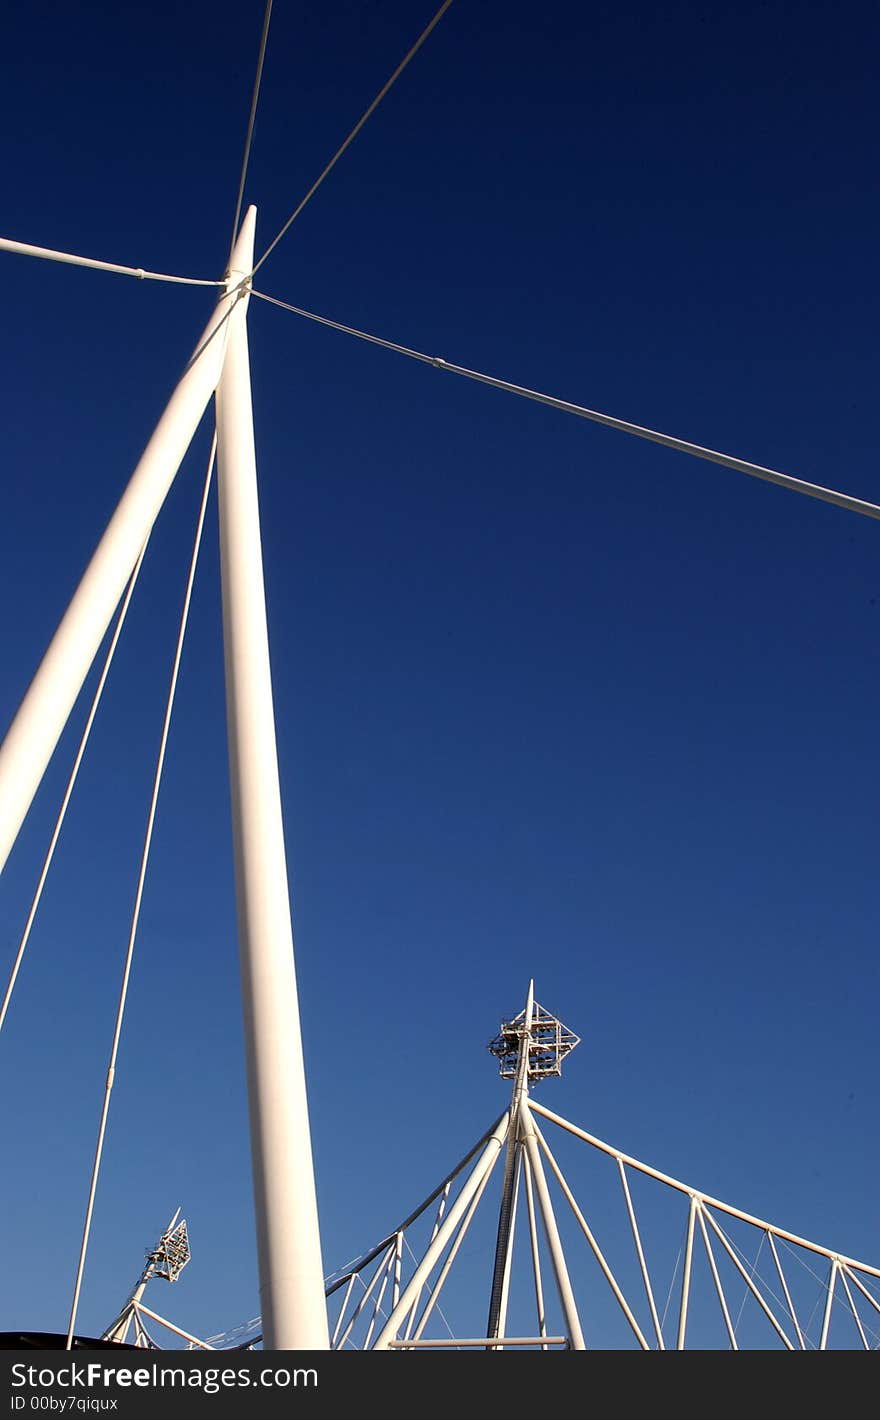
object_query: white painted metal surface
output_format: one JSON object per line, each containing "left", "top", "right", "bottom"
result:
{"left": 519, "top": 1101, "right": 586, "bottom": 1351}
{"left": 530, "top": 1100, "right": 880, "bottom": 1280}
{"left": 371, "top": 1114, "right": 510, "bottom": 1350}
{"left": 102, "top": 1210, "right": 192, "bottom": 1346}
{"left": 319, "top": 985, "right": 880, "bottom": 1351}
{"left": 0, "top": 228, "right": 246, "bottom": 875}
{"left": 215, "top": 207, "right": 328, "bottom": 1349}
{"left": 532, "top": 1118, "right": 648, "bottom": 1348}
{"left": 486, "top": 980, "right": 534, "bottom": 1342}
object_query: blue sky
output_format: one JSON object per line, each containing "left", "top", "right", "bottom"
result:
{"left": 0, "top": 0, "right": 877, "bottom": 1348}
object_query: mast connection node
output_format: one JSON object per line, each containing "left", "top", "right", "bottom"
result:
{"left": 488, "top": 998, "right": 580, "bottom": 1083}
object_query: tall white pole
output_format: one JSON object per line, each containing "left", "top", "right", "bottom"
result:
{"left": 215, "top": 206, "right": 329, "bottom": 1349}
{"left": 487, "top": 980, "right": 534, "bottom": 1343}
{"left": 101, "top": 1207, "right": 182, "bottom": 1345}
{"left": 0, "top": 246, "right": 242, "bottom": 876}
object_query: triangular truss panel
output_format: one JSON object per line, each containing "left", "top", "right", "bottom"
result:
{"left": 322, "top": 1106, "right": 880, "bottom": 1350}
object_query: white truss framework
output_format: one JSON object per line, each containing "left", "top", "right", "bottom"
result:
{"left": 314, "top": 985, "right": 880, "bottom": 1352}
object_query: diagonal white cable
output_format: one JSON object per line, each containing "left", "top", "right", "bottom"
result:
{"left": 776, "top": 1236, "right": 880, "bottom": 1349}
{"left": 702, "top": 1212, "right": 793, "bottom": 1347}
{"left": 660, "top": 1240, "right": 684, "bottom": 1330}
{"left": 402, "top": 1231, "right": 458, "bottom": 1342}
{"left": 229, "top": 0, "right": 275, "bottom": 257}
{"left": 251, "top": 0, "right": 454, "bottom": 275}
{"left": 839, "top": 1268, "right": 871, "bottom": 1350}
{"left": 0, "top": 236, "right": 222, "bottom": 287}
{"left": 252, "top": 289, "right": 880, "bottom": 523}
{"left": 732, "top": 1228, "right": 766, "bottom": 1337}
{"left": 0, "top": 542, "right": 150, "bottom": 1038}
{"left": 65, "top": 431, "right": 217, "bottom": 1349}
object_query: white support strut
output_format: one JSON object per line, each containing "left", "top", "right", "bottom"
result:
{"left": 215, "top": 206, "right": 329, "bottom": 1349}
{"left": 519, "top": 1099, "right": 586, "bottom": 1350}
{"left": 522, "top": 1152, "right": 549, "bottom": 1348}
{"left": 411, "top": 1156, "right": 498, "bottom": 1343}
{"left": 371, "top": 1114, "right": 510, "bottom": 1350}
{"left": 0, "top": 232, "right": 246, "bottom": 877}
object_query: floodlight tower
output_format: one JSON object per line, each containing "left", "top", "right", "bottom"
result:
{"left": 102, "top": 1210, "right": 191, "bottom": 1346}
{"left": 486, "top": 981, "right": 581, "bottom": 1348}
{"left": 366, "top": 982, "right": 585, "bottom": 1350}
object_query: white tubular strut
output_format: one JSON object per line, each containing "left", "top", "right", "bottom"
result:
{"left": 0, "top": 226, "right": 252, "bottom": 875}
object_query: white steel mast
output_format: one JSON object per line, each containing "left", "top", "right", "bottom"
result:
{"left": 215, "top": 207, "right": 329, "bottom": 1349}
{"left": 485, "top": 979, "right": 535, "bottom": 1344}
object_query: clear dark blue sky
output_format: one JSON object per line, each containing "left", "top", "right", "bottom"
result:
{"left": 0, "top": 0, "right": 877, "bottom": 1347}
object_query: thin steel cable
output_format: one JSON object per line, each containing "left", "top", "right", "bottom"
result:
{"left": 252, "top": 289, "right": 880, "bottom": 523}
{"left": 252, "top": 0, "right": 455, "bottom": 275}
{"left": 841, "top": 1263, "right": 880, "bottom": 1312}
{"left": 323, "top": 1110, "right": 507, "bottom": 1298}
{"left": 777, "top": 1239, "right": 880, "bottom": 1349}
{"left": 778, "top": 1234, "right": 879, "bottom": 1300}
{"left": 768, "top": 1232, "right": 807, "bottom": 1350}
{"left": 0, "top": 236, "right": 221, "bottom": 286}
{"left": 839, "top": 1268, "right": 871, "bottom": 1350}
{"left": 733, "top": 1229, "right": 766, "bottom": 1337}
{"left": 840, "top": 1267, "right": 880, "bottom": 1347}
{"left": 400, "top": 1189, "right": 454, "bottom": 1335}
{"left": 402, "top": 1232, "right": 457, "bottom": 1342}
{"left": 660, "top": 1241, "right": 684, "bottom": 1330}
{"left": 65, "top": 432, "right": 218, "bottom": 1349}
{"left": 336, "top": 1246, "right": 395, "bottom": 1350}
{"left": 339, "top": 1281, "right": 370, "bottom": 1351}
{"left": 182, "top": 295, "right": 240, "bottom": 377}
{"left": 530, "top": 1116, "right": 649, "bottom": 1348}
{"left": 331, "top": 1274, "right": 358, "bottom": 1349}
{"left": 776, "top": 1239, "right": 831, "bottom": 1348}
{"left": 229, "top": 0, "right": 274, "bottom": 256}
{"left": 0, "top": 543, "right": 149, "bottom": 1038}
{"left": 708, "top": 1215, "right": 792, "bottom": 1341}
